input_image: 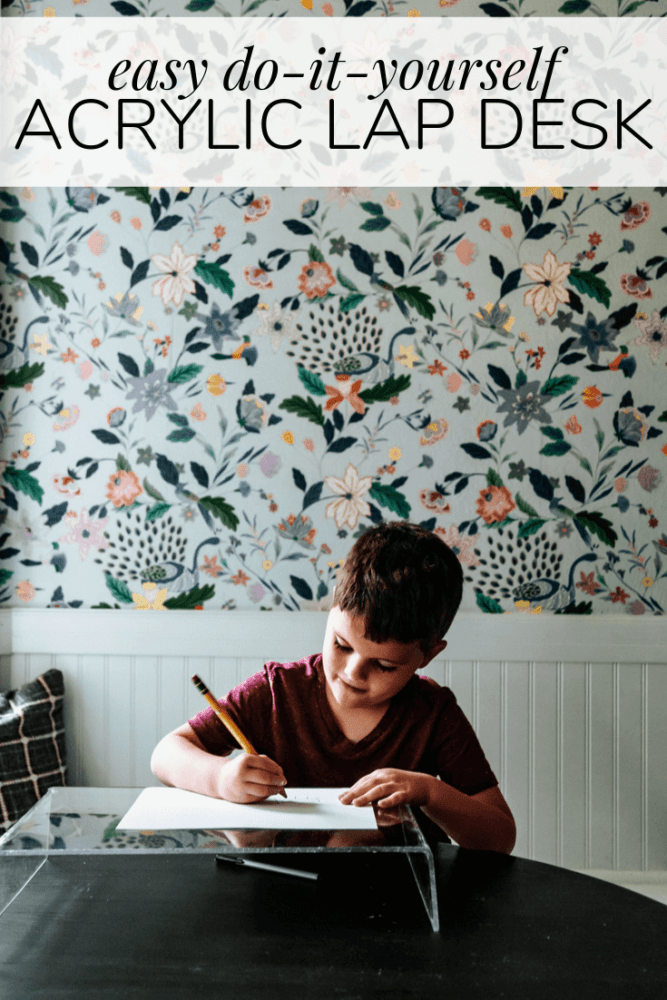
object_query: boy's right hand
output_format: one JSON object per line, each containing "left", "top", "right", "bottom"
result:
{"left": 216, "top": 753, "right": 287, "bottom": 803}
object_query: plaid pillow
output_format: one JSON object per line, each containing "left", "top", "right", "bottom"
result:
{"left": 0, "top": 669, "right": 67, "bottom": 834}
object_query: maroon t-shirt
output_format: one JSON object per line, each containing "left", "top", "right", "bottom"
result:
{"left": 189, "top": 654, "right": 497, "bottom": 796}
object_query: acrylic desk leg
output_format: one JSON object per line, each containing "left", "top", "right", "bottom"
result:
{"left": 407, "top": 848, "right": 439, "bottom": 932}
{"left": 0, "top": 856, "right": 48, "bottom": 920}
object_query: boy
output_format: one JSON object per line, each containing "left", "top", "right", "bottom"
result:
{"left": 151, "top": 522, "right": 516, "bottom": 853}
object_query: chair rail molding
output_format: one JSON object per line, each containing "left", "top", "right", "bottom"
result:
{"left": 1, "top": 609, "right": 666, "bottom": 662}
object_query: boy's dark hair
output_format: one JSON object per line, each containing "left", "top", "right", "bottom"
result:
{"left": 334, "top": 521, "right": 463, "bottom": 649}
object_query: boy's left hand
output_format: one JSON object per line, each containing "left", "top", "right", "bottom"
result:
{"left": 339, "top": 769, "right": 435, "bottom": 810}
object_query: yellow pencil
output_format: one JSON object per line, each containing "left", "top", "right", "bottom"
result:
{"left": 190, "top": 674, "right": 287, "bottom": 797}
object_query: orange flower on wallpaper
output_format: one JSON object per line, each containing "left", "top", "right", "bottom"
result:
{"left": 324, "top": 375, "right": 365, "bottom": 416}
{"left": 105, "top": 469, "right": 143, "bottom": 508}
{"left": 582, "top": 386, "right": 603, "bottom": 409}
{"left": 243, "top": 195, "right": 272, "bottom": 224}
{"left": 620, "top": 273, "right": 652, "bottom": 300}
{"left": 201, "top": 556, "right": 224, "bottom": 578}
{"left": 17, "top": 581, "right": 36, "bottom": 602}
{"left": 620, "top": 201, "right": 650, "bottom": 231}
{"left": 297, "top": 261, "right": 336, "bottom": 299}
{"left": 419, "top": 490, "right": 451, "bottom": 514}
{"left": 52, "top": 474, "right": 81, "bottom": 497}
{"left": 576, "top": 572, "right": 603, "bottom": 596}
{"left": 475, "top": 486, "right": 516, "bottom": 524}
{"left": 434, "top": 525, "right": 480, "bottom": 567}
{"left": 87, "top": 231, "right": 107, "bottom": 256}
{"left": 243, "top": 266, "right": 273, "bottom": 290}
{"left": 455, "top": 239, "right": 477, "bottom": 266}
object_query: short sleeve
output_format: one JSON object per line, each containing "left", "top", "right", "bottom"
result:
{"left": 432, "top": 692, "right": 497, "bottom": 796}
{"left": 188, "top": 667, "right": 274, "bottom": 756}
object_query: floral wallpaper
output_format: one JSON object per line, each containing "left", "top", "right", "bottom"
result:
{"left": 0, "top": 185, "right": 665, "bottom": 614}
{"left": 2, "top": 0, "right": 660, "bottom": 16}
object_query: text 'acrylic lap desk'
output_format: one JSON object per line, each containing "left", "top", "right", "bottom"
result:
{"left": 0, "top": 786, "right": 440, "bottom": 927}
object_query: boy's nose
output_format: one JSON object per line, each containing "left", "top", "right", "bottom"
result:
{"left": 343, "top": 657, "right": 369, "bottom": 685}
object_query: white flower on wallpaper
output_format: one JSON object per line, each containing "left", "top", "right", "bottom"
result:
{"left": 632, "top": 311, "right": 667, "bottom": 364}
{"left": 522, "top": 251, "right": 572, "bottom": 319}
{"left": 324, "top": 463, "right": 373, "bottom": 530}
{"left": 0, "top": 185, "right": 665, "bottom": 616}
{"left": 151, "top": 242, "right": 199, "bottom": 308}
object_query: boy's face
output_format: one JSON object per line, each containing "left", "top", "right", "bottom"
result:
{"left": 322, "top": 607, "right": 446, "bottom": 714}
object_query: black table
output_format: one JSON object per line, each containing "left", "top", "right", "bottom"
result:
{"left": 1, "top": 846, "right": 665, "bottom": 1000}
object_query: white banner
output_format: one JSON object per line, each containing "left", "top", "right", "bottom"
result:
{"left": 1, "top": 17, "right": 665, "bottom": 186}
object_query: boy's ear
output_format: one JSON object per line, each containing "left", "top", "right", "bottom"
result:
{"left": 420, "top": 639, "right": 447, "bottom": 669}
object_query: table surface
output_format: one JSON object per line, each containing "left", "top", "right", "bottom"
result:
{"left": 2, "top": 845, "right": 666, "bottom": 1000}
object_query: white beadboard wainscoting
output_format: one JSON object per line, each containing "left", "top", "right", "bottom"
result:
{"left": 1, "top": 610, "right": 666, "bottom": 881}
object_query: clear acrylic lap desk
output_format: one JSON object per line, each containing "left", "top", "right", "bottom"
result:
{"left": 0, "top": 787, "right": 440, "bottom": 931}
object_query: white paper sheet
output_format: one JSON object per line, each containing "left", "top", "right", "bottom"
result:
{"left": 117, "top": 787, "right": 377, "bottom": 831}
